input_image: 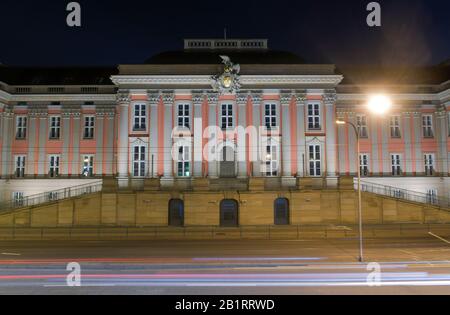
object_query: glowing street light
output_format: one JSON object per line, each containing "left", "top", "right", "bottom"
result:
{"left": 336, "top": 94, "right": 391, "bottom": 262}
{"left": 368, "top": 94, "right": 392, "bottom": 115}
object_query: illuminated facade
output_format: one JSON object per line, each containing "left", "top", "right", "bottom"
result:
{"left": 1, "top": 39, "right": 449, "bottom": 203}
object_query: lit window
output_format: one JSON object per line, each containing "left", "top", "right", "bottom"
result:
{"left": 307, "top": 104, "right": 321, "bottom": 130}
{"left": 422, "top": 115, "right": 434, "bottom": 138}
{"left": 15, "top": 155, "right": 26, "bottom": 178}
{"left": 133, "top": 145, "right": 146, "bottom": 177}
{"left": 13, "top": 192, "right": 24, "bottom": 207}
{"left": 389, "top": 116, "right": 401, "bottom": 138}
{"left": 177, "top": 146, "right": 191, "bottom": 177}
{"left": 83, "top": 116, "right": 95, "bottom": 139}
{"left": 133, "top": 104, "right": 147, "bottom": 131}
{"left": 426, "top": 189, "right": 438, "bottom": 205}
{"left": 357, "top": 115, "right": 368, "bottom": 138}
{"left": 221, "top": 104, "right": 233, "bottom": 129}
{"left": 82, "top": 155, "right": 94, "bottom": 177}
{"left": 265, "top": 142, "right": 278, "bottom": 177}
{"left": 49, "top": 155, "right": 60, "bottom": 177}
{"left": 309, "top": 145, "right": 321, "bottom": 176}
{"left": 16, "top": 116, "right": 27, "bottom": 139}
{"left": 177, "top": 104, "right": 190, "bottom": 129}
{"left": 359, "top": 154, "right": 369, "bottom": 177}
{"left": 49, "top": 116, "right": 61, "bottom": 139}
{"left": 424, "top": 154, "right": 435, "bottom": 176}
{"left": 265, "top": 104, "right": 277, "bottom": 130}
{"left": 391, "top": 154, "right": 402, "bottom": 176}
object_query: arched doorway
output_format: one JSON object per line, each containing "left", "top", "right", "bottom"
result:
{"left": 274, "top": 198, "right": 290, "bottom": 225}
{"left": 219, "top": 145, "right": 236, "bottom": 178}
{"left": 220, "top": 199, "right": 239, "bottom": 227}
{"left": 168, "top": 199, "right": 184, "bottom": 227}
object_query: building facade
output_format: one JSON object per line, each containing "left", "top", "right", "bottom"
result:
{"left": 1, "top": 38, "right": 450, "bottom": 205}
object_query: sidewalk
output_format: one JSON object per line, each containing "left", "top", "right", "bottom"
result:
{"left": 0, "top": 224, "right": 449, "bottom": 241}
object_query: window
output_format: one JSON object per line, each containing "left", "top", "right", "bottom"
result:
{"left": 264, "top": 104, "right": 277, "bottom": 129}
{"left": 422, "top": 115, "right": 434, "bottom": 138}
{"left": 307, "top": 103, "right": 321, "bottom": 130}
{"left": 83, "top": 116, "right": 95, "bottom": 139}
{"left": 274, "top": 198, "right": 289, "bottom": 225}
{"left": 389, "top": 116, "right": 401, "bottom": 138}
{"left": 221, "top": 104, "right": 233, "bottom": 129}
{"left": 357, "top": 115, "right": 368, "bottom": 138}
{"left": 132, "top": 145, "right": 146, "bottom": 177}
{"left": 309, "top": 145, "right": 321, "bottom": 176}
{"left": 133, "top": 104, "right": 147, "bottom": 131}
{"left": 15, "top": 155, "right": 26, "bottom": 178}
{"left": 16, "top": 116, "right": 27, "bottom": 139}
{"left": 169, "top": 199, "right": 184, "bottom": 227}
{"left": 426, "top": 189, "right": 438, "bottom": 205}
{"left": 220, "top": 199, "right": 239, "bottom": 227}
{"left": 49, "top": 116, "right": 61, "bottom": 139}
{"left": 48, "top": 192, "right": 59, "bottom": 202}
{"left": 82, "top": 155, "right": 94, "bottom": 177}
{"left": 177, "top": 104, "right": 190, "bottom": 129}
{"left": 391, "top": 154, "right": 402, "bottom": 176}
{"left": 177, "top": 146, "right": 191, "bottom": 177}
{"left": 359, "top": 154, "right": 369, "bottom": 177}
{"left": 424, "top": 154, "right": 435, "bottom": 176}
{"left": 13, "top": 192, "right": 24, "bottom": 207}
{"left": 392, "top": 189, "right": 405, "bottom": 199}
{"left": 265, "top": 142, "right": 278, "bottom": 177}
{"left": 49, "top": 155, "right": 60, "bottom": 177}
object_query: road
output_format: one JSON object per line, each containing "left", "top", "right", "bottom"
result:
{"left": 0, "top": 237, "right": 450, "bottom": 294}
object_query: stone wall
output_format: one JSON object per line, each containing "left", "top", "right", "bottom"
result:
{"left": 1, "top": 188, "right": 450, "bottom": 228}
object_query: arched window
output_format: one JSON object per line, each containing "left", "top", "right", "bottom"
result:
{"left": 220, "top": 199, "right": 239, "bottom": 227}
{"left": 169, "top": 199, "right": 184, "bottom": 227}
{"left": 274, "top": 198, "right": 290, "bottom": 225}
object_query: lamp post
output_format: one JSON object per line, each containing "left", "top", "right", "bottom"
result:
{"left": 336, "top": 94, "right": 392, "bottom": 263}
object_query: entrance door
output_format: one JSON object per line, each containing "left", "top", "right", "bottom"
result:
{"left": 168, "top": 199, "right": 184, "bottom": 227}
{"left": 220, "top": 146, "right": 236, "bottom": 178}
{"left": 220, "top": 199, "right": 239, "bottom": 227}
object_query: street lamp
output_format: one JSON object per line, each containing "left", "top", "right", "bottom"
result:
{"left": 337, "top": 94, "right": 392, "bottom": 263}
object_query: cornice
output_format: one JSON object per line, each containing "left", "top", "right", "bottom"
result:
{"left": 12, "top": 94, "right": 116, "bottom": 102}
{"left": 337, "top": 90, "right": 450, "bottom": 102}
{"left": 111, "top": 75, "right": 344, "bottom": 87}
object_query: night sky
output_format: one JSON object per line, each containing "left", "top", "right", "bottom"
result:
{"left": 1, "top": 0, "right": 449, "bottom": 66}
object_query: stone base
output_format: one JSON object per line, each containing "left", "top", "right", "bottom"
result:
{"left": 143, "top": 178, "right": 161, "bottom": 191}
{"left": 248, "top": 178, "right": 265, "bottom": 191}
{"left": 281, "top": 176, "right": 297, "bottom": 188}
{"left": 193, "top": 178, "right": 210, "bottom": 191}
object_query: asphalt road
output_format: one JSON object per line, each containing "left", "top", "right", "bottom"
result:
{"left": 0, "top": 237, "right": 450, "bottom": 295}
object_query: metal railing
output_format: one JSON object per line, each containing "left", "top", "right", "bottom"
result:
{"left": 0, "top": 180, "right": 103, "bottom": 213}
{"left": 357, "top": 180, "right": 450, "bottom": 210}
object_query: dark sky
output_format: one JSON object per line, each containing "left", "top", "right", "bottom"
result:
{"left": 1, "top": 0, "right": 449, "bottom": 66}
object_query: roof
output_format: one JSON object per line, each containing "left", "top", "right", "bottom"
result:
{"left": 0, "top": 66, "right": 118, "bottom": 85}
{"left": 337, "top": 65, "right": 450, "bottom": 85}
{"left": 144, "top": 50, "right": 306, "bottom": 65}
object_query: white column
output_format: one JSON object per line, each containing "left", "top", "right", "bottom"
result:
{"left": 437, "top": 109, "right": 448, "bottom": 175}
{"left": 251, "top": 93, "right": 263, "bottom": 177}
{"left": 163, "top": 92, "right": 174, "bottom": 179}
{"left": 117, "top": 93, "right": 130, "bottom": 180}
{"left": 207, "top": 93, "right": 219, "bottom": 178}
{"left": 324, "top": 92, "right": 338, "bottom": 178}
{"left": 148, "top": 92, "right": 160, "bottom": 178}
{"left": 95, "top": 111, "right": 105, "bottom": 176}
{"left": 0, "top": 108, "right": 13, "bottom": 177}
{"left": 296, "top": 92, "right": 306, "bottom": 177}
{"left": 280, "top": 92, "right": 292, "bottom": 177}
{"left": 193, "top": 92, "right": 204, "bottom": 178}
{"left": 61, "top": 110, "right": 71, "bottom": 176}
{"left": 236, "top": 93, "right": 248, "bottom": 178}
